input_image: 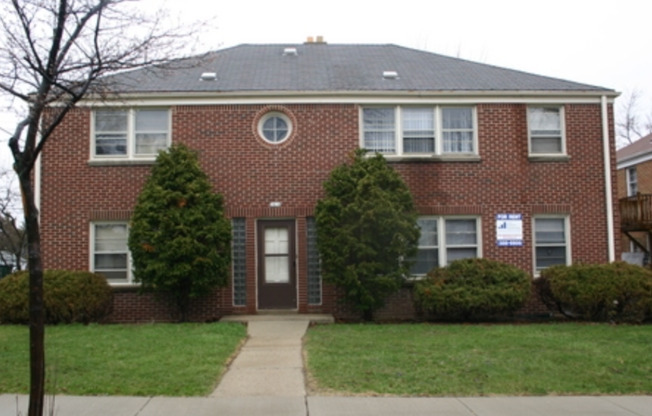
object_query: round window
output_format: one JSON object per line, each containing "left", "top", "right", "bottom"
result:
{"left": 259, "top": 112, "right": 292, "bottom": 144}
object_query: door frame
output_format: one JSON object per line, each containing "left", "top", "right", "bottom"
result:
{"left": 256, "top": 219, "right": 297, "bottom": 310}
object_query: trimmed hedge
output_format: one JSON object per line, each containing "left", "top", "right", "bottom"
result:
{"left": 413, "top": 258, "right": 531, "bottom": 321}
{"left": 535, "top": 262, "right": 652, "bottom": 323}
{"left": 0, "top": 270, "right": 113, "bottom": 324}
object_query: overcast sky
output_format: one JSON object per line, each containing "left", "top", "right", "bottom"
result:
{"left": 1, "top": 0, "right": 651, "bottom": 167}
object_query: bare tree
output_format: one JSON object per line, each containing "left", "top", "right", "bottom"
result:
{"left": 617, "top": 89, "right": 652, "bottom": 147}
{"left": 0, "top": 1, "right": 200, "bottom": 415}
{"left": 0, "top": 169, "right": 26, "bottom": 271}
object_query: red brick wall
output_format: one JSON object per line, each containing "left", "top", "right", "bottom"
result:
{"left": 40, "top": 102, "right": 618, "bottom": 322}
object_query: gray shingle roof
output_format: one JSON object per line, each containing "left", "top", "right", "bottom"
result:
{"left": 105, "top": 44, "right": 613, "bottom": 94}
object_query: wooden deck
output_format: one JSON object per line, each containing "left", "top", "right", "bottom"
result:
{"left": 620, "top": 193, "right": 652, "bottom": 231}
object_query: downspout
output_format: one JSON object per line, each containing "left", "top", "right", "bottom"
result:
{"left": 35, "top": 153, "right": 41, "bottom": 222}
{"left": 601, "top": 95, "right": 616, "bottom": 262}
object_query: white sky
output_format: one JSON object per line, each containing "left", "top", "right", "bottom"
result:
{"left": 1, "top": 0, "right": 651, "bottom": 169}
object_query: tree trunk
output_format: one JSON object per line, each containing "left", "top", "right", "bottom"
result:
{"left": 19, "top": 172, "right": 45, "bottom": 416}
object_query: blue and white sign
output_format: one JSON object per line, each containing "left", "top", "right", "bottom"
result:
{"left": 496, "top": 214, "right": 523, "bottom": 247}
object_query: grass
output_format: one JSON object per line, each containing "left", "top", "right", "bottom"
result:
{"left": 304, "top": 323, "right": 652, "bottom": 396}
{"left": 0, "top": 323, "right": 246, "bottom": 396}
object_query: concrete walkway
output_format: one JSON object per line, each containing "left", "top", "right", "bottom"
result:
{"left": 1, "top": 314, "right": 651, "bottom": 416}
{"left": 212, "top": 314, "right": 333, "bottom": 397}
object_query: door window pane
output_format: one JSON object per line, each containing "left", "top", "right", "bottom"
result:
{"left": 265, "top": 257, "right": 290, "bottom": 283}
{"left": 264, "top": 227, "right": 290, "bottom": 283}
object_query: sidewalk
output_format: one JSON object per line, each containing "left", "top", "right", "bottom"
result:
{"left": 1, "top": 314, "right": 650, "bottom": 416}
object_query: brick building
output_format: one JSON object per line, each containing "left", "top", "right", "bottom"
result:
{"left": 39, "top": 42, "right": 619, "bottom": 321}
{"left": 616, "top": 133, "right": 652, "bottom": 265}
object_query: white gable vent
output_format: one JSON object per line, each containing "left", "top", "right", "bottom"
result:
{"left": 200, "top": 72, "right": 217, "bottom": 81}
{"left": 283, "top": 47, "right": 298, "bottom": 56}
{"left": 383, "top": 71, "right": 399, "bottom": 80}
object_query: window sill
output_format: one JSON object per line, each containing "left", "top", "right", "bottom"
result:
{"left": 110, "top": 283, "right": 140, "bottom": 292}
{"left": 528, "top": 155, "right": 570, "bottom": 163}
{"left": 88, "top": 159, "right": 157, "bottom": 167}
{"left": 385, "top": 154, "right": 481, "bottom": 163}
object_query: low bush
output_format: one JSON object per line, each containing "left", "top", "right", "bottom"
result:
{"left": 535, "top": 262, "right": 652, "bottom": 323}
{"left": 413, "top": 258, "right": 531, "bottom": 321}
{"left": 0, "top": 270, "right": 113, "bottom": 324}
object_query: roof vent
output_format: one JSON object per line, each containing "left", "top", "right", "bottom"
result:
{"left": 283, "top": 47, "right": 298, "bottom": 56}
{"left": 200, "top": 72, "right": 217, "bottom": 81}
{"left": 383, "top": 71, "right": 399, "bottom": 80}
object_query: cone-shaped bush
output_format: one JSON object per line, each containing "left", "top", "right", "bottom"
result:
{"left": 315, "top": 150, "right": 419, "bottom": 320}
{"left": 128, "top": 144, "right": 231, "bottom": 321}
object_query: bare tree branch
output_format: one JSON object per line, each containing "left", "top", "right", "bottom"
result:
{"left": 617, "top": 88, "right": 652, "bottom": 147}
{"left": 0, "top": 2, "right": 205, "bottom": 415}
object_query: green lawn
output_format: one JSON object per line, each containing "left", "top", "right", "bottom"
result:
{"left": 0, "top": 323, "right": 246, "bottom": 396}
{"left": 304, "top": 323, "right": 652, "bottom": 396}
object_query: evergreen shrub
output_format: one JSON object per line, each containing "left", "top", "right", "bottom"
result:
{"left": 535, "top": 262, "right": 652, "bottom": 323}
{"left": 414, "top": 258, "right": 531, "bottom": 321}
{"left": 0, "top": 270, "right": 113, "bottom": 324}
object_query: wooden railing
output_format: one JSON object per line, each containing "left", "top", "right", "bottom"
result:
{"left": 620, "top": 193, "right": 652, "bottom": 230}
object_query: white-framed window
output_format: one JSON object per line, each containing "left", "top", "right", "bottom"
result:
{"left": 257, "top": 111, "right": 293, "bottom": 144}
{"left": 362, "top": 106, "right": 477, "bottom": 156}
{"left": 533, "top": 216, "right": 570, "bottom": 274}
{"left": 409, "top": 216, "right": 481, "bottom": 276}
{"left": 92, "top": 108, "right": 170, "bottom": 159}
{"left": 90, "top": 222, "right": 133, "bottom": 284}
{"left": 527, "top": 106, "right": 565, "bottom": 155}
{"left": 627, "top": 167, "right": 638, "bottom": 197}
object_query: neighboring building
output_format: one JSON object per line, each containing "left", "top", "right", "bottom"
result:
{"left": 39, "top": 42, "right": 619, "bottom": 321}
{"left": 617, "top": 133, "right": 652, "bottom": 265}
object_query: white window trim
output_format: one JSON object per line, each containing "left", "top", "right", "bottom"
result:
{"left": 90, "top": 108, "right": 171, "bottom": 161}
{"left": 257, "top": 111, "right": 293, "bottom": 144}
{"left": 532, "top": 215, "right": 571, "bottom": 277}
{"left": 527, "top": 105, "right": 567, "bottom": 157}
{"left": 90, "top": 221, "right": 135, "bottom": 286}
{"left": 409, "top": 215, "right": 482, "bottom": 278}
{"left": 360, "top": 105, "right": 478, "bottom": 158}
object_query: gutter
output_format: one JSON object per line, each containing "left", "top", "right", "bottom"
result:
{"left": 602, "top": 95, "right": 616, "bottom": 262}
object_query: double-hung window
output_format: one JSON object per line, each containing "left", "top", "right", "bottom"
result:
{"left": 626, "top": 167, "right": 638, "bottom": 196}
{"left": 362, "top": 106, "right": 476, "bottom": 156}
{"left": 533, "top": 217, "right": 570, "bottom": 273}
{"left": 409, "top": 216, "right": 481, "bottom": 276}
{"left": 528, "top": 106, "right": 565, "bottom": 155}
{"left": 93, "top": 108, "right": 170, "bottom": 159}
{"left": 91, "top": 222, "right": 133, "bottom": 284}
{"left": 442, "top": 107, "right": 474, "bottom": 153}
{"left": 402, "top": 108, "right": 435, "bottom": 153}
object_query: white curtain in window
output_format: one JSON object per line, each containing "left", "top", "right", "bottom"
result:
{"left": 363, "top": 108, "right": 395, "bottom": 153}
{"left": 403, "top": 108, "right": 435, "bottom": 153}
{"left": 529, "top": 107, "right": 562, "bottom": 153}
{"left": 442, "top": 107, "right": 473, "bottom": 153}
{"left": 135, "top": 110, "right": 169, "bottom": 155}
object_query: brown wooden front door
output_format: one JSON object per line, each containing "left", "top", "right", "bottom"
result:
{"left": 257, "top": 220, "right": 297, "bottom": 309}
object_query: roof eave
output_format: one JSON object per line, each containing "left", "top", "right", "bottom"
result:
{"left": 77, "top": 89, "right": 619, "bottom": 106}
